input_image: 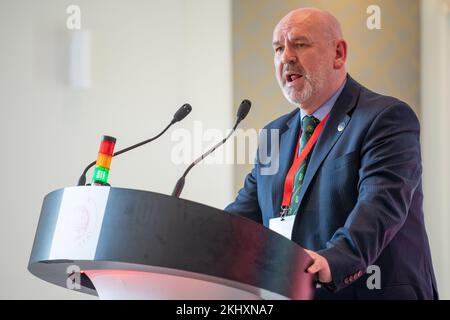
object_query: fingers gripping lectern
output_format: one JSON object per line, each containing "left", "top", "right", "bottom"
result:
{"left": 28, "top": 187, "right": 315, "bottom": 299}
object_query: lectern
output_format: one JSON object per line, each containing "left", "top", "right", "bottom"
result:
{"left": 28, "top": 187, "right": 314, "bottom": 299}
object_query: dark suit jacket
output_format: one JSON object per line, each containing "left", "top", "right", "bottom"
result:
{"left": 225, "top": 75, "right": 438, "bottom": 300}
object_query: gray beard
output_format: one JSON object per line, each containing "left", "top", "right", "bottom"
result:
{"left": 283, "top": 75, "right": 314, "bottom": 105}
{"left": 282, "top": 71, "right": 327, "bottom": 106}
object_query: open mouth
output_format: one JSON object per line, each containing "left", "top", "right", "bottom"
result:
{"left": 286, "top": 73, "right": 303, "bottom": 83}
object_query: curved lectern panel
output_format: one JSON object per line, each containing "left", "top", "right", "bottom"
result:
{"left": 28, "top": 187, "right": 314, "bottom": 300}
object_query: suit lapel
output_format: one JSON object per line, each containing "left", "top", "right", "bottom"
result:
{"left": 295, "top": 75, "right": 361, "bottom": 209}
{"left": 270, "top": 109, "right": 301, "bottom": 217}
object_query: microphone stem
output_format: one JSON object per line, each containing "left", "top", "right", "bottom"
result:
{"left": 114, "top": 123, "right": 172, "bottom": 157}
{"left": 183, "top": 121, "right": 239, "bottom": 178}
{"left": 78, "top": 123, "right": 173, "bottom": 185}
{"left": 173, "top": 120, "right": 240, "bottom": 197}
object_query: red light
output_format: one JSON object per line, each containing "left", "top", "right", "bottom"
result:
{"left": 98, "top": 136, "right": 116, "bottom": 156}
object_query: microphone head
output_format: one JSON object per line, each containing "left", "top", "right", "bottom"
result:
{"left": 237, "top": 99, "right": 252, "bottom": 121}
{"left": 173, "top": 103, "right": 192, "bottom": 123}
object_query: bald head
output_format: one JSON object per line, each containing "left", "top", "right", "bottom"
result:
{"left": 272, "top": 7, "right": 348, "bottom": 113}
{"left": 274, "top": 8, "right": 343, "bottom": 43}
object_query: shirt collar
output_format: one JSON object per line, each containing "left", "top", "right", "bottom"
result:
{"left": 300, "top": 79, "right": 347, "bottom": 122}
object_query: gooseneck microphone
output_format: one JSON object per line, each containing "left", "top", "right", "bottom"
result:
{"left": 171, "top": 100, "right": 252, "bottom": 198}
{"left": 77, "top": 103, "right": 192, "bottom": 186}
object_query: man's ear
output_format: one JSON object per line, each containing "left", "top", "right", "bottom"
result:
{"left": 334, "top": 40, "right": 347, "bottom": 69}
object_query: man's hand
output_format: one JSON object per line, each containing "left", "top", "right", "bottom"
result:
{"left": 304, "top": 249, "right": 332, "bottom": 283}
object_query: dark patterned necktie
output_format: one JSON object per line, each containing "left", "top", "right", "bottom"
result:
{"left": 287, "top": 115, "right": 320, "bottom": 216}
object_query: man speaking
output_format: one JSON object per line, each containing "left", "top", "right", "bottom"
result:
{"left": 225, "top": 7, "right": 438, "bottom": 300}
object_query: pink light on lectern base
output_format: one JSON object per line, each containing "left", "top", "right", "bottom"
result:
{"left": 83, "top": 269, "right": 263, "bottom": 300}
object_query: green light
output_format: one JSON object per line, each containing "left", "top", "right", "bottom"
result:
{"left": 92, "top": 166, "right": 110, "bottom": 185}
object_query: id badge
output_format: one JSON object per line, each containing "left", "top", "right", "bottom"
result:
{"left": 269, "top": 215, "right": 295, "bottom": 240}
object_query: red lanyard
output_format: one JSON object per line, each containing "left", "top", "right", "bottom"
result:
{"left": 280, "top": 113, "right": 329, "bottom": 215}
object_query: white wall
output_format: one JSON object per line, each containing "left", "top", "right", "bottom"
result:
{"left": 0, "top": 0, "right": 232, "bottom": 299}
{"left": 421, "top": 0, "right": 450, "bottom": 300}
